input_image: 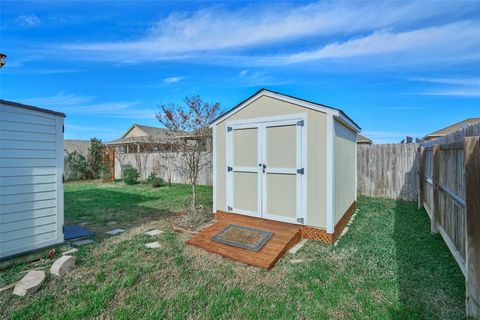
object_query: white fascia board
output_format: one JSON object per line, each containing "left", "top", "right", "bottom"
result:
{"left": 210, "top": 90, "right": 349, "bottom": 127}
{"left": 334, "top": 114, "right": 361, "bottom": 133}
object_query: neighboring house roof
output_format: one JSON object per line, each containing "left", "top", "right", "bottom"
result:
{"left": 357, "top": 134, "right": 372, "bottom": 144}
{"left": 106, "top": 123, "right": 188, "bottom": 145}
{"left": 0, "top": 99, "right": 66, "bottom": 117}
{"left": 423, "top": 118, "right": 480, "bottom": 140}
{"left": 210, "top": 88, "right": 361, "bottom": 132}
{"left": 64, "top": 139, "right": 91, "bottom": 155}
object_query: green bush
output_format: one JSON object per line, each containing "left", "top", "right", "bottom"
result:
{"left": 124, "top": 167, "right": 139, "bottom": 185}
{"left": 100, "top": 165, "right": 112, "bottom": 181}
{"left": 65, "top": 151, "right": 88, "bottom": 180}
{"left": 146, "top": 172, "right": 165, "bottom": 188}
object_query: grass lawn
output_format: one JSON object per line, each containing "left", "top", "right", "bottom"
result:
{"left": 0, "top": 181, "right": 465, "bottom": 319}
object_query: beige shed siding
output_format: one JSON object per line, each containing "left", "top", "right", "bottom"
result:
{"left": 333, "top": 119, "right": 357, "bottom": 225}
{"left": 0, "top": 103, "right": 64, "bottom": 259}
{"left": 215, "top": 95, "right": 328, "bottom": 229}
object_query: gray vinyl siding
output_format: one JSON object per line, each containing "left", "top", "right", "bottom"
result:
{"left": 0, "top": 102, "right": 64, "bottom": 259}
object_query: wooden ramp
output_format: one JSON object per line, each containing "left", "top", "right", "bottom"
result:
{"left": 187, "top": 213, "right": 301, "bottom": 270}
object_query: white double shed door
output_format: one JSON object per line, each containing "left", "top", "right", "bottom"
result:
{"left": 226, "top": 115, "right": 306, "bottom": 225}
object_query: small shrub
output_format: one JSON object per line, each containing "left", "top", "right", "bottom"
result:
{"left": 146, "top": 172, "right": 165, "bottom": 188}
{"left": 124, "top": 167, "right": 139, "bottom": 185}
{"left": 100, "top": 165, "right": 112, "bottom": 181}
{"left": 65, "top": 151, "right": 88, "bottom": 180}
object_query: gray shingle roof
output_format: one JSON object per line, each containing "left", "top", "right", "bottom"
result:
{"left": 106, "top": 124, "right": 188, "bottom": 145}
{"left": 423, "top": 118, "right": 480, "bottom": 139}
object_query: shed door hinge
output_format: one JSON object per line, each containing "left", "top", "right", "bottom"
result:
{"left": 62, "top": 125, "right": 64, "bottom": 133}
{"left": 297, "top": 217, "right": 304, "bottom": 224}
{"left": 297, "top": 168, "right": 304, "bottom": 174}
{"left": 227, "top": 206, "right": 233, "bottom": 211}
{"left": 297, "top": 120, "right": 304, "bottom": 127}
{"left": 227, "top": 126, "right": 233, "bottom": 132}
{"left": 227, "top": 166, "right": 233, "bottom": 172}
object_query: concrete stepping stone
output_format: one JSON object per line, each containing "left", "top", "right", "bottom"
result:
{"left": 288, "top": 239, "right": 308, "bottom": 254}
{"left": 71, "top": 239, "right": 94, "bottom": 246}
{"left": 145, "top": 241, "right": 161, "bottom": 249}
{"left": 50, "top": 255, "right": 76, "bottom": 277}
{"left": 290, "top": 259, "right": 306, "bottom": 264}
{"left": 106, "top": 228, "right": 125, "bottom": 235}
{"left": 62, "top": 248, "right": 78, "bottom": 255}
{"left": 145, "top": 229, "right": 163, "bottom": 236}
{"left": 13, "top": 271, "right": 46, "bottom": 296}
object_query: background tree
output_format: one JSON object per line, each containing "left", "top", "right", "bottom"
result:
{"left": 157, "top": 95, "right": 221, "bottom": 210}
{"left": 87, "top": 138, "right": 105, "bottom": 179}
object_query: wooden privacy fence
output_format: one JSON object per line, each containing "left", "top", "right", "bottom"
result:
{"left": 419, "top": 123, "right": 480, "bottom": 318}
{"left": 114, "top": 151, "right": 212, "bottom": 186}
{"left": 357, "top": 143, "right": 419, "bottom": 201}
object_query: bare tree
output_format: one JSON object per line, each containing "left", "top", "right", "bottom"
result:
{"left": 114, "top": 149, "right": 128, "bottom": 179}
{"left": 157, "top": 95, "right": 220, "bottom": 211}
{"left": 132, "top": 138, "right": 151, "bottom": 181}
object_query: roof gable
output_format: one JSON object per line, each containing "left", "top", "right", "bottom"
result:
{"left": 121, "top": 124, "right": 149, "bottom": 138}
{"left": 210, "top": 89, "right": 360, "bottom": 132}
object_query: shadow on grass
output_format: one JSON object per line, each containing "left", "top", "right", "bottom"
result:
{"left": 392, "top": 199, "right": 465, "bottom": 318}
{"left": 64, "top": 185, "right": 175, "bottom": 228}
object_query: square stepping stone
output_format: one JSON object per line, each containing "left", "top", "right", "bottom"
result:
{"left": 71, "top": 239, "right": 94, "bottom": 246}
{"left": 62, "top": 248, "right": 78, "bottom": 255}
{"left": 145, "top": 229, "right": 163, "bottom": 236}
{"left": 13, "top": 271, "right": 46, "bottom": 296}
{"left": 106, "top": 228, "right": 125, "bottom": 235}
{"left": 145, "top": 241, "right": 161, "bottom": 249}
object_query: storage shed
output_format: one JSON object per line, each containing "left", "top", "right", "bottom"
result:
{"left": 0, "top": 100, "right": 65, "bottom": 259}
{"left": 210, "top": 89, "right": 360, "bottom": 243}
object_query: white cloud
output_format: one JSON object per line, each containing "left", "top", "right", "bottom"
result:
{"left": 261, "top": 22, "right": 480, "bottom": 65}
{"left": 410, "top": 77, "right": 480, "bottom": 86}
{"left": 16, "top": 14, "right": 41, "bottom": 27}
{"left": 18, "top": 93, "right": 156, "bottom": 119}
{"left": 21, "top": 93, "right": 94, "bottom": 108}
{"left": 411, "top": 77, "right": 480, "bottom": 97}
{"left": 237, "top": 69, "right": 290, "bottom": 87}
{"left": 58, "top": 1, "right": 477, "bottom": 65}
{"left": 163, "top": 76, "right": 184, "bottom": 85}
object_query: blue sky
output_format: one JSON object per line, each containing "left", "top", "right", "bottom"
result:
{"left": 1, "top": 0, "right": 479, "bottom": 143}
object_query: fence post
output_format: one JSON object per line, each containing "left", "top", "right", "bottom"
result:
{"left": 431, "top": 144, "right": 440, "bottom": 234}
{"left": 465, "top": 136, "right": 480, "bottom": 318}
{"left": 418, "top": 147, "right": 424, "bottom": 209}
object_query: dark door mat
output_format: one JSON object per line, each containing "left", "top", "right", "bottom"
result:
{"left": 64, "top": 225, "right": 95, "bottom": 240}
{"left": 212, "top": 224, "right": 273, "bottom": 252}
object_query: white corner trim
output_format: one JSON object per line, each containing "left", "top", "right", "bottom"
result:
{"left": 56, "top": 116, "right": 65, "bottom": 243}
{"left": 326, "top": 114, "right": 334, "bottom": 234}
{"left": 354, "top": 138, "right": 358, "bottom": 201}
{"left": 212, "top": 126, "right": 217, "bottom": 213}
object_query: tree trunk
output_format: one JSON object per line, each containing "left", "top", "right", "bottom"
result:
{"left": 191, "top": 183, "right": 197, "bottom": 211}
